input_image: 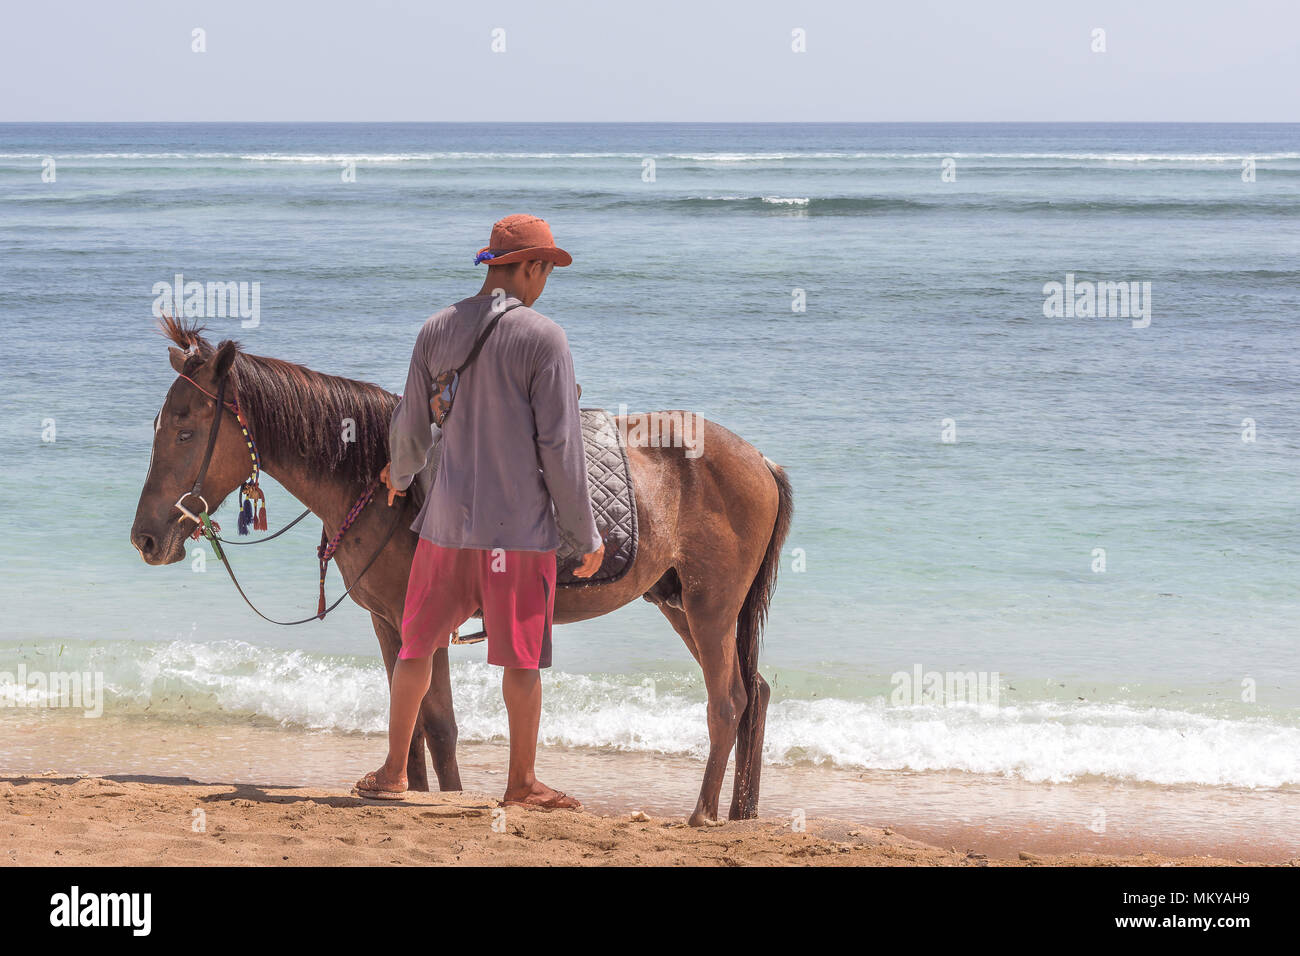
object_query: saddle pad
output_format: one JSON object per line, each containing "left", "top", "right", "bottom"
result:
{"left": 555, "top": 408, "right": 637, "bottom": 586}
{"left": 409, "top": 408, "right": 637, "bottom": 587}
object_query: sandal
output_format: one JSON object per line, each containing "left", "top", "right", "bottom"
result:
{"left": 502, "top": 790, "right": 583, "bottom": 811}
{"left": 354, "top": 770, "right": 408, "bottom": 800}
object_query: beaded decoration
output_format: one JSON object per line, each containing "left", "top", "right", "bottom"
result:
{"left": 232, "top": 397, "right": 267, "bottom": 534}
{"left": 174, "top": 370, "right": 269, "bottom": 536}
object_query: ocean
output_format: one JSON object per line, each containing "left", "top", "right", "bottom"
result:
{"left": 2, "top": 123, "right": 1299, "bottom": 836}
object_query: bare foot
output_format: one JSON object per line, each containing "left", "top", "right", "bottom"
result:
{"left": 355, "top": 767, "right": 408, "bottom": 800}
{"left": 502, "top": 779, "right": 582, "bottom": 810}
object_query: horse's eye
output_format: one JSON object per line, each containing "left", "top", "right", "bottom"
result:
{"left": 178, "top": 429, "right": 195, "bottom": 443}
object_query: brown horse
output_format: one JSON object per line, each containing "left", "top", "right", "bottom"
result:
{"left": 130, "top": 318, "right": 792, "bottom": 825}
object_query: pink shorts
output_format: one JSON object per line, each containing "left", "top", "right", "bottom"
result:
{"left": 399, "top": 540, "right": 556, "bottom": 669}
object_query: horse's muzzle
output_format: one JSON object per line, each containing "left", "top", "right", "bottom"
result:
{"left": 131, "top": 521, "right": 186, "bottom": 566}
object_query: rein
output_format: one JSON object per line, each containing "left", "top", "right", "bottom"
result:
{"left": 171, "top": 370, "right": 402, "bottom": 624}
{"left": 197, "top": 493, "right": 403, "bottom": 626}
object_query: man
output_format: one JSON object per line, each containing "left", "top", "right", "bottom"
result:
{"left": 356, "top": 214, "right": 604, "bottom": 809}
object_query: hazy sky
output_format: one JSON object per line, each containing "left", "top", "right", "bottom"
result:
{"left": 3, "top": 0, "right": 1297, "bottom": 122}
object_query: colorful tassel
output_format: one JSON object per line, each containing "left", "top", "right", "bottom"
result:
{"left": 236, "top": 480, "right": 268, "bottom": 535}
{"left": 232, "top": 400, "right": 268, "bottom": 534}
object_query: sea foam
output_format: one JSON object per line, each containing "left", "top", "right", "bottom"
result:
{"left": 5, "top": 639, "right": 1297, "bottom": 790}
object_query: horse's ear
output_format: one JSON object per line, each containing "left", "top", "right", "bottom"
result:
{"left": 168, "top": 347, "right": 188, "bottom": 374}
{"left": 209, "top": 341, "right": 238, "bottom": 382}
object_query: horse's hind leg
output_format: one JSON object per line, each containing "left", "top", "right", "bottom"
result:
{"left": 653, "top": 601, "right": 701, "bottom": 664}
{"left": 729, "top": 672, "right": 769, "bottom": 820}
{"left": 662, "top": 595, "right": 770, "bottom": 822}
{"left": 683, "top": 605, "right": 747, "bottom": 827}
{"left": 654, "top": 577, "right": 749, "bottom": 826}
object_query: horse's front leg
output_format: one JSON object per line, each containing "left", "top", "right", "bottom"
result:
{"left": 421, "top": 647, "right": 462, "bottom": 790}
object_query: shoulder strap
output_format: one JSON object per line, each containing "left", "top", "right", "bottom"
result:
{"left": 456, "top": 301, "right": 522, "bottom": 374}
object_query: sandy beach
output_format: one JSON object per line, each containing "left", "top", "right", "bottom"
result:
{"left": 6, "top": 710, "right": 1298, "bottom": 866}
{"left": 3, "top": 771, "right": 1285, "bottom": 867}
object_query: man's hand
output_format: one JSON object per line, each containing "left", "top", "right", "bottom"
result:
{"left": 380, "top": 463, "right": 407, "bottom": 508}
{"left": 572, "top": 541, "right": 605, "bottom": 579}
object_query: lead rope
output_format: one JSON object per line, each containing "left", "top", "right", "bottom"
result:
{"left": 198, "top": 484, "right": 402, "bottom": 627}
{"left": 316, "top": 480, "right": 379, "bottom": 619}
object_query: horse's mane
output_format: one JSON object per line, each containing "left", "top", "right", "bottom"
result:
{"left": 158, "top": 315, "right": 397, "bottom": 487}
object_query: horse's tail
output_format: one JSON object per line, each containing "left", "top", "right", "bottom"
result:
{"left": 735, "top": 456, "right": 793, "bottom": 762}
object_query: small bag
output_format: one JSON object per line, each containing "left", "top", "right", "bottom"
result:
{"left": 430, "top": 302, "right": 521, "bottom": 426}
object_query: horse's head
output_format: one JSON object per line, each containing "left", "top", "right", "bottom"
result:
{"left": 130, "top": 322, "right": 250, "bottom": 565}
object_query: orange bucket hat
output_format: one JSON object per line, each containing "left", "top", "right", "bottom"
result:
{"left": 474, "top": 214, "right": 572, "bottom": 267}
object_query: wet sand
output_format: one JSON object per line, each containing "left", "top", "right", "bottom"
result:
{"left": 4, "top": 713, "right": 1298, "bottom": 864}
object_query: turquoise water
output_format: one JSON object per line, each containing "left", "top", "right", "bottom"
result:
{"left": 2, "top": 123, "right": 1299, "bottom": 788}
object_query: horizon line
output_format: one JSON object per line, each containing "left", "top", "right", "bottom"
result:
{"left": 4, "top": 119, "right": 1300, "bottom": 126}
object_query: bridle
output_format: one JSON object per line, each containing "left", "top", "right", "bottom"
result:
{"left": 166, "top": 367, "right": 403, "bottom": 625}
{"left": 168, "top": 363, "right": 267, "bottom": 531}
{"left": 171, "top": 372, "right": 230, "bottom": 527}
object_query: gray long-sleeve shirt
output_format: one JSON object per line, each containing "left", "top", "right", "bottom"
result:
{"left": 388, "top": 293, "right": 600, "bottom": 554}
